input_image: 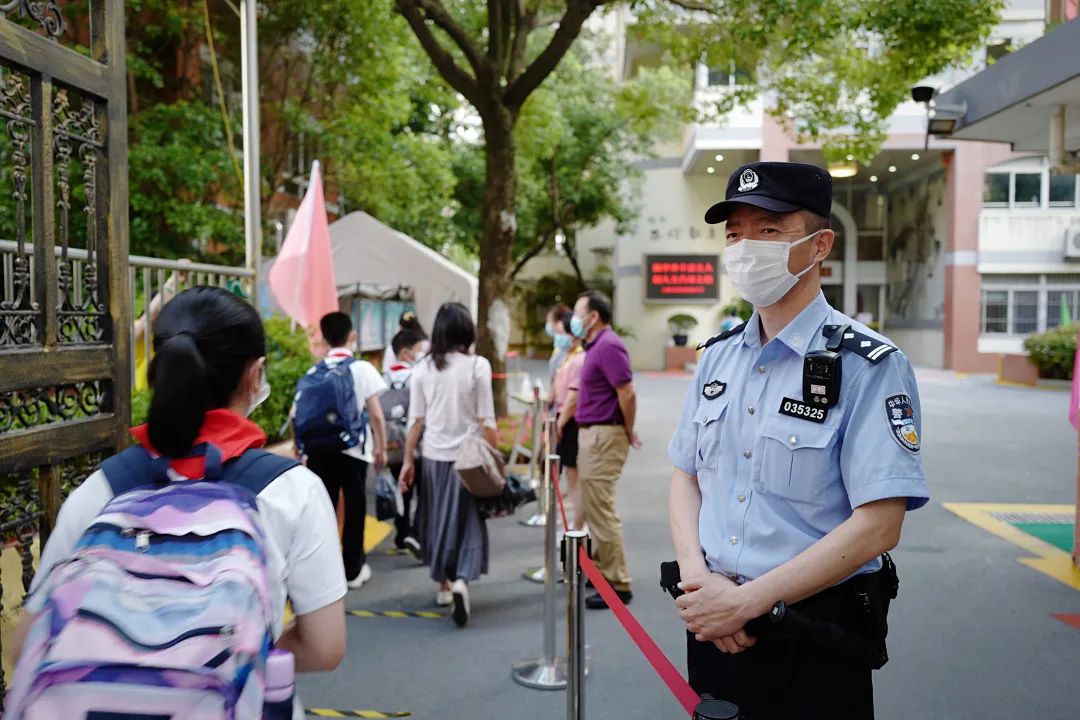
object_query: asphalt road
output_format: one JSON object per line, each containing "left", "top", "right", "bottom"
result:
{"left": 297, "top": 366, "right": 1079, "bottom": 719}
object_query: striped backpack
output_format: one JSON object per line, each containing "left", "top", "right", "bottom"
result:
{"left": 5, "top": 444, "right": 297, "bottom": 719}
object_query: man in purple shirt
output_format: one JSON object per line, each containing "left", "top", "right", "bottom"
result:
{"left": 570, "top": 291, "right": 641, "bottom": 609}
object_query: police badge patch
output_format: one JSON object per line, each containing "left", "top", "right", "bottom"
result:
{"left": 737, "top": 168, "right": 759, "bottom": 192}
{"left": 885, "top": 394, "right": 919, "bottom": 453}
{"left": 702, "top": 380, "right": 726, "bottom": 400}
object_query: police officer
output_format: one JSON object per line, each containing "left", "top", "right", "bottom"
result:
{"left": 667, "top": 162, "right": 929, "bottom": 719}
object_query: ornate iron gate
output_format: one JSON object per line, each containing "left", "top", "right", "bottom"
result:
{"left": 0, "top": 0, "right": 130, "bottom": 692}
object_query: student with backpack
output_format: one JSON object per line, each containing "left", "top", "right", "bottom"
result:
{"left": 381, "top": 309, "right": 429, "bottom": 371}
{"left": 293, "top": 311, "right": 388, "bottom": 591}
{"left": 381, "top": 329, "right": 426, "bottom": 555}
{"left": 7, "top": 286, "right": 346, "bottom": 720}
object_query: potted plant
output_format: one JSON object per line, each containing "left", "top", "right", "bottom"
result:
{"left": 667, "top": 313, "right": 699, "bottom": 347}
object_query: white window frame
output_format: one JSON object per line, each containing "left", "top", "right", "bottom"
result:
{"left": 980, "top": 288, "right": 1011, "bottom": 334}
{"left": 982, "top": 161, "right": 1080, "bottom": 210}
{"left": 981, "top": 275, "right": 1080, "bottom": 336}
{"left": 982, "top": 172, "right": 1010, "bottom": 208}
{"left": 1048, "top": 173, "right": 1080, "bottom": 208}
{"left": 1010, "top": 171, "right": 1043, "bottom": 209}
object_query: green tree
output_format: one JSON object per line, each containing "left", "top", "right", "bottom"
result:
{"left": 128, "top": 101, "right": 244, "bottom": 261}
{"left": 393, "top": 0, "right": 1001, "bottom": 413}
{"left": 120, "top": 0, "right": 461, "bottom": 261}
{"left": 512, "top": 47, "right": 691, "bottom": 287}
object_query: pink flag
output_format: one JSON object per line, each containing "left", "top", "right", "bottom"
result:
{"left": 1071, "top": 330, "right": 1080, "bottom": 429}
{"left": 268, "top": 161, "right": 338, "bottom": 330}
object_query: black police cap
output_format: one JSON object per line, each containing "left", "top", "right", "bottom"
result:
{"left": 704, "top": 161, "right": 833, "bottom": 225}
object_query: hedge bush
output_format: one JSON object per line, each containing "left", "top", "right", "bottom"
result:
{"left": 250, "top": 317, "right": 313, "bottom": 443}
{"left": 1023, "top": 324, "right": 1078, "bottom": 380}
{"left": 129, "top": 317, "right": 313, "bottom": 443}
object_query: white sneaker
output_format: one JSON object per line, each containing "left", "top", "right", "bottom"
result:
{"left": 451, "top": 579, "right": 470, "bottom": 627}
{"left": 403, "top": 536, "right": 422, "bottom": 560}
{"left": 435, "top": 589, "right": 453, "bottom": 607}
{"left": 347, "top": 563, "right": 372, "bottom": 590}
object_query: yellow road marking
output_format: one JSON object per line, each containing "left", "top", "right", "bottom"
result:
{"left": 347, "top": 609, "right": 446, "bottom": 620}
{"left": 943, "top": 502, "right": 1079, "bottom": 591}
{"left": 363, "top": 517, "right": 392, "bottom": 554}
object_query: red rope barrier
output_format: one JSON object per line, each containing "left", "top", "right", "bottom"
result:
{"left": 577, "top": 549, "right": 700, "bottom": 716}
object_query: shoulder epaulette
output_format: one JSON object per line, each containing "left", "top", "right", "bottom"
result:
{"left": 822, "top": 325, "right": 897, "bottom": 364}
{"left": 697, "top": 322, "right": 746, "bottom": 351}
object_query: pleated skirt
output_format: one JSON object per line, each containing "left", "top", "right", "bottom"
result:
{"left": 419, "top": 458, "right": 489, "bottom": 583}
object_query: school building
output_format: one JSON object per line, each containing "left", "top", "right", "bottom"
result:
{"left": 518, "top": 1, "right": 1080, "bottom": 377}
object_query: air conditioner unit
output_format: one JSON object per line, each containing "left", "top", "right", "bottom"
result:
{"left": 1066, "top": 228, "right": 1080, "bottom": 260}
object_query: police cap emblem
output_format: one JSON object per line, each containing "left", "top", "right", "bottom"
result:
{"left": 885, "top": 394, "right": 919, "bottom": 453}
{"left": 702, "top": 380, "right": 726, "bottom": 400}
{"left": 737, "top": 169, "right": 759, "bottom": 192}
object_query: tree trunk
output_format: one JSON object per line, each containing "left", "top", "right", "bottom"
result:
{"left": 475, "top": 108, "right": 517, "bottom": 418}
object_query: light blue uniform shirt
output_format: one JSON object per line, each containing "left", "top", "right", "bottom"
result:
{"left": 667, "top": 292, "right": 929, "bottom": 582}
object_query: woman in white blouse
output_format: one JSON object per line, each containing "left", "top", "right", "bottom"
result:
{"left": 400, "top": 302, "right": 497, "bottom": 627}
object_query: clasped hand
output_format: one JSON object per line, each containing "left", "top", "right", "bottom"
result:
{"left": 675, "top": 573, "right": 758, "bottom": 654}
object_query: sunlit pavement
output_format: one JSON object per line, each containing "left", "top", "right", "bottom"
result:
{"left": 297, "top": 365, "right": 1079, "bottom": 719}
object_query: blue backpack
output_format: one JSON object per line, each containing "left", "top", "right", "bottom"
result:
{"left": 293, "top": 357, "right": 368, "bottom": 455}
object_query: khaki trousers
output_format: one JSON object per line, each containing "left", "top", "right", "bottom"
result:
{"left": 576, "top": 424, "right": 631, "bottom": 591}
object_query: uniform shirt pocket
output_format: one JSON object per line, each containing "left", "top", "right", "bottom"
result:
{"left": 693, "top": 401, "right": 729, "bottom": 476}
{"left": 753, "top": 418, "right": 838, "bottom": 506}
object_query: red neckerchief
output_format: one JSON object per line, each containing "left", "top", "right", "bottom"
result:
{"left": 326, "top": 348, "right": 353, "bottom": 360}
{"left": 389, "top": 362, "right": 409, "bottom": 372}
{"left": 130, "top": 408, "right": 267, "bottom": 478}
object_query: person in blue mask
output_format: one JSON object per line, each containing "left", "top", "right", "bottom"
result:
{"left": 552, "top": 308, "right": 585, "bottom": 531}
{"left": 545, "top": 303, "right": 571, "bottom": 389}
{"left": 667, "top": 162, "right": 928, "bottom": 719}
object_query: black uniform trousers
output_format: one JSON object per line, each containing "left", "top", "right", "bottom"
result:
{"left": 306, "top": 451, "right": 368, "bottom": 581}
{"left": 687, "top": 576, "right": 877, "bottom": 720}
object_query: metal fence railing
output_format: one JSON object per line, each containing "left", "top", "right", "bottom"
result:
{"left": 0, "top": 239, "right": 254, "bottom": 391}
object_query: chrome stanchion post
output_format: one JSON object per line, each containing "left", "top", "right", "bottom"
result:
{"left": 524, "top": 419, "right": 558, "bottom": 583}
{"left": 542, "top": 455, "right": 560, "bottom": 654}
{"left": 693, "top": 699, "right": 741, "bottom": 719}
{"left": 520, "top": 383, "right": 547, "bottom": 527}
{"left": 564, "top": 529, "right": 589, "bottom": 720}
{"left": 512, "top": 453, "right": 568, "bottom": 690}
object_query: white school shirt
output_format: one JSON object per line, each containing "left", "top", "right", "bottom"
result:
{"left": 408, "top": 352, "right": 496, "bottom": 462}
{"left": 25, "top": 463, "right": 347, "bottom": 720}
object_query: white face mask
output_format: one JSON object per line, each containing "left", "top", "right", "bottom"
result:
{"left": 723, "top": 231, "right": 823, "bottom": 308}
{"left": 246, "top": 366, "right": 271, "bottom": 417}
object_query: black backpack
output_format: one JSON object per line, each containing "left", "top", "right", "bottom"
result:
{"left": 378, "top": 376, "right": 411, "bottom": 466}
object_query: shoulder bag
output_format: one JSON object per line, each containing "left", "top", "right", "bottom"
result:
{"left": 454, "top": 356, "right": 506, "bottom": 497}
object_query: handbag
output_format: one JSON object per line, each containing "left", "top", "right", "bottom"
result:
{"left": 375, "top": 469, "right": 404, "bottom": 521}
{"left": 454, "top": 356, "right": 506, "bottom": 498}
{"left": 455, "top": 430, "right": 506, "bottom": 498}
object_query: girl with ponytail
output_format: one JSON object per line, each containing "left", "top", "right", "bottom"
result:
{"left": 12, "top": 287, "right": 348, "bottom": 714}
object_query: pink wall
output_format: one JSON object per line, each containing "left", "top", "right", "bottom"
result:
{"left": 760, "top": 115, "right": 792, "bottom": 161}
{"left": 942, "top": 142, "right": 1014, "bottom": 373}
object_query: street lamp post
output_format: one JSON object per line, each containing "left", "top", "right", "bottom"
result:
{"left": 240, "top": 0, "right": 261, "bottom": 309}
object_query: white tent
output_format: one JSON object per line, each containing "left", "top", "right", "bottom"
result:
{"left": 328, "top": 211, "right": 477, "bottom": 333}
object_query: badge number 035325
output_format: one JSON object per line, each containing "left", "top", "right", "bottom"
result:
{"left": 778, "top": 397, "right": 827, "bottom": 423}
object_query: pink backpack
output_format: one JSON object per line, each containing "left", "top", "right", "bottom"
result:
{"left": 6, "top": 444, "right": 296, "bottom": 719}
